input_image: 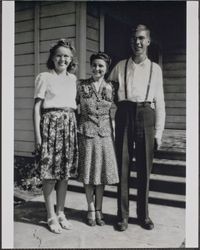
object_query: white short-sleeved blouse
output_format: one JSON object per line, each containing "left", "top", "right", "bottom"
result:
{"left": 34, "top": 69, "right": 77, "bottom": 109}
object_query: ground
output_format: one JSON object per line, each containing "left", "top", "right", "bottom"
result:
{"left": 14, "top": 188, "right": 185, "bottom": 249}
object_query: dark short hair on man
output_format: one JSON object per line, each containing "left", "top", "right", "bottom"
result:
{"left": 131, "top": 24, "right": 151, "bottom": 38}
{"left": 90, "top": 51, "right": 112, "bottom": 68}
{"left": 46, "top": 38, "right": 77, "bottom": 73}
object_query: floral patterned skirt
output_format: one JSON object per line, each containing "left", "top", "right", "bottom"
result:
{"left": 77, "top": 134, "right": 119, "bottom": 185}
{"left": 39, "top": 108, "right": 78, "bottom": 180}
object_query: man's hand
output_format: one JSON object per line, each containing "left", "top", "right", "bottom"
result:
{"left": 154, "top": 138, "right": 162, "bottom": 150}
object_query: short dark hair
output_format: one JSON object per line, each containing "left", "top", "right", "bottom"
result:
{"left": 90, "top": 51, "right": 112, "bottom": 68}
{"left": 131, "top": 24, "right": 151, "bottom": 38}
{"left": 46, "top": 39, "right": 77, "bottom": 73}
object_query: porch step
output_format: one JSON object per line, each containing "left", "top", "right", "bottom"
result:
{"left": 133, "top": 158, "right": 186, "bottom": 177}
{"left": 68, "top": 176, "right": 185, "bottom": 208}
{"left": 68, "top": 156, "right": 186, "bottom": 208}
{"left": 156, "top": 129, "right": 186, "bottom": 161}
{"left": 154, "top": 150, "right": 185, "bottom": 161}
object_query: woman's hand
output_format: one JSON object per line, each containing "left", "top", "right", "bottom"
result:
{"left": 35, "top": 141, "right": 41, "bottom": 152}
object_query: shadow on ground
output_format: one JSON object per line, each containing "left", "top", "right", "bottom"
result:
{"left": 14, "top": 200, "right": 138, "bottom": 231}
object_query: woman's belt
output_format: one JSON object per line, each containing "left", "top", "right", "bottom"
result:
{"left": 41, "top": 107, "right": 75, "bottom": 114}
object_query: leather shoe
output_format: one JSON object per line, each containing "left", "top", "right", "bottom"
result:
{"left": 138, "top": 217, "right": 154, "bottom": 230}
{"left": 117, "top": 218, "right": 128, "bottom": 231}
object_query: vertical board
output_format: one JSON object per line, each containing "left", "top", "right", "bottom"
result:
{"left": 86, "top": 3, "right": 100, "bottom": 76}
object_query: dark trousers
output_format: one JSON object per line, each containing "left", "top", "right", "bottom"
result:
{"left": 115, "top": 101, "right": 155, "bottom": 220}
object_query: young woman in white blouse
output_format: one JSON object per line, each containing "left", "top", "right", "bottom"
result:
{"left": 33, "top": 39, "right": 78, "bottom": 234}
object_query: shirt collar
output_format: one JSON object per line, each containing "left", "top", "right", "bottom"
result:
{"left": 50, "top": 69, "right": 69, "bottom": 77}
{"left": 129, "top": 57, "right": 150, "bottom": 67}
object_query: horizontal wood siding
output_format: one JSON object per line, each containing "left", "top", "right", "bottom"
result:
{"left": 15, "top": 4, "right": 35, "bottom": 156}
{"left": 15, "top": 1, "right": 76, "bottom": 157}
{"left": 39, "top": 1, "right": 76, "bottom": 75}
{"left": 15, "top": 43, "right": 34, "bottom": 55}
{"left": 163, "top": 47, "right": 186, "bottom": 130}
{"left": 86, "top": 6, "right": 100, "bottom": 77}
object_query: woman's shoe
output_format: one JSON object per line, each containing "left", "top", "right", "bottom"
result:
{"left": 86, "top": 211, "right": 96, "bottom": 226}
{"left": 47, "top": 216, "right": 62, "bottom": 234}
{"left": 57, "top": 212, "right": 73, "bottom": 230}
{"left": 95, "top": 210, "right": 105, "bottom": 226}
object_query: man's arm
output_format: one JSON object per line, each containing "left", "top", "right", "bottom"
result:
{"left": 154, "top": 65, "right": 166, "bottom": 149}
{"left": 108, "top": 63, "right": 119, "bottom": 82}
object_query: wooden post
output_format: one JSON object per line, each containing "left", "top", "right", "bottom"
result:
{"left": 76, "top": 2, "right": 86, "bottom": 79}
{"left": 34, "top": 3, "right": 40, "bottom": 78}
{"left": 99, "top": 8, "right": 105, "bottom": 52}
{"left": 159, "top": 50, "right": 163, "bottom": 69}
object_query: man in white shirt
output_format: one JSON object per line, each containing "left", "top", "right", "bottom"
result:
{"left": 109, "top": 24, "right": 165, "bottom": 231}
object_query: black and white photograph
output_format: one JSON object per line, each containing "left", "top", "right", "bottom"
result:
{"left": 1, "top": 0, "right": 199, "bottom": 248}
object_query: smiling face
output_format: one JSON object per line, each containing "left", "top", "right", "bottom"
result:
{"left": 131, "top": 30, "right": 150, "bottom": 57}
{"left": 53, "top": 46, "right": 73, "bottom": 74}
{"left": 91, "top": 59, "right": 107, "bottom": 80}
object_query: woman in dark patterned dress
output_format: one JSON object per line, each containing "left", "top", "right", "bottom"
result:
{"left": 33, "top": 39, "right": 78, "bottom": 234}
{"left": 76, "top": 52, "right": 119, "bottom": 226}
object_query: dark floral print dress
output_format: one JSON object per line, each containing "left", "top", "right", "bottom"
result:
{"left": 39, "top": 109, "right": 78, "bottom": 180}
{"left": 76, "top": 78, "right": 119, "bottom": 185}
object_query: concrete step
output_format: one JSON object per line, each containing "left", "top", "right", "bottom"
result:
{"left": 128, "top": 175, "right": 185, "bottom": 196}
{"left": 152, "top": 158, "right": 185, "bottom": 177}
{"left": 68, "top": 174, "right": 186, "bottom": 209}
{"left": 132, "top": 158, "right": 186, "bottom": 178}
{"left": 67, "top": 157, "right": 186, "bottom": 207}
{"left": 154, "top": 150, "right": 186, "bottom": 161}
{"left": 132, "top": 149, "right": 185, "bottom": 161}
{"left": 130, "top": 171, "right": 185, "bottom": 185}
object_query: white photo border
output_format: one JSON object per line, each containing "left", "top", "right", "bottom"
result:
{"left": 1, "top": 0, "right": 199, "bottom": 248}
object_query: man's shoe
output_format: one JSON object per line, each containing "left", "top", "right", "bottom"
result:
{"left": 138, "top": 217, "right": 154, "bottom": 230}
{"left": 117, "top": 218, "right": 128, "bottom": 231}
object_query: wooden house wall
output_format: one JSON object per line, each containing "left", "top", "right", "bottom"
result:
{"left": 160, "top": 5, "right": 186, "bottom": 130}
{"left": 39, "top": 1, "right": 76, "bottom": 73}
{"left": 15, "top": 4, "right": 35, "bottom": 157}
{"left": 14, "top": 1, "right": 76, "bottom": 157}
{"left": 163, "top": 48, "right": 186, "bottom": 130}
{"left": 14, "top": 2, "right": 186, "bottom": 158}
{"left": 86, "top": 6, "right": 100, "bottom": 77}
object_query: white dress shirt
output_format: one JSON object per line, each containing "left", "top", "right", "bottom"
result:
{"left": 108, "top": 57, "right": 165, "bottom": 140}
{"left": 34, "top": 69, "right": 77, "bottom": 109}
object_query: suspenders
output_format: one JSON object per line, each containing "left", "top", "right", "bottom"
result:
{"left": 144, "top": 61, "right": 153, "bottom": 102}
{"left": 124, "top": 58, "right": 153, "bottom": 102}
{"left": 124, "top": 59, "right": 129, "bottom": 99}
